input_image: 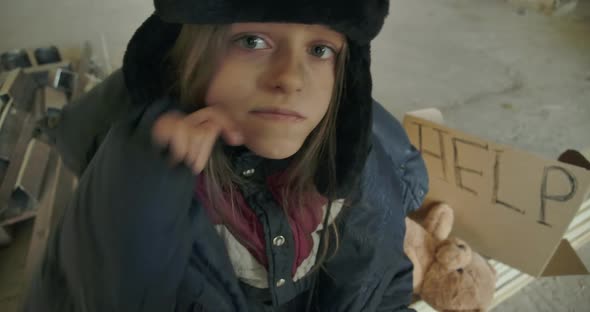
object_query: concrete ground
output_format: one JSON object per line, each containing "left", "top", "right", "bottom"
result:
{"left": 1, "top": 0, "right": 589, "bottom": 311}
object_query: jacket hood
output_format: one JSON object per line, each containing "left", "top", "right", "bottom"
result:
{"left": 122, "top": 1, "right": 390, "bottom": 196}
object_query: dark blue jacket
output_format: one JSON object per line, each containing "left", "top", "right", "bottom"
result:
{"left": 23, "top": 69, "right": 428, "bottom": 311}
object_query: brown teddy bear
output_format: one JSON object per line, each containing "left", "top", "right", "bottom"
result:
{"left": 404, "top": 203, "right": 497, "bottom": 312}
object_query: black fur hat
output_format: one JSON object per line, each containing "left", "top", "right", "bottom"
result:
{"left": 154, "top": 0, "right": 389, "bottom": 44}
{"left": 122, "top": 0, "right": 390, "bottom": 196}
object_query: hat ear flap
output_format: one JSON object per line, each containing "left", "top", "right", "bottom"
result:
{"left": 316, "top": 41, "right": 373, "bottom": 196}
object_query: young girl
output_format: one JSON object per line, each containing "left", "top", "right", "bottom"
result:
{"left": 25, "top": 0, "right": 429, "bottom": 311}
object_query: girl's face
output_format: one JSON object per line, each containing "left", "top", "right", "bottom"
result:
{"left": 205, "top": 23, "right": 345, "bottom": 160}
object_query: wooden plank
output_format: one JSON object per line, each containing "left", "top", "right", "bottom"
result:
{"left": 0, "top": 70, "right": 37, "bottom": 113}
{"left": 0, "top": 106, "right": 26, "bottom": 162}
{"left": 22, "top": 61, "right": 71, "bottom": 76}
{"left": 15, "top": 140, "right": 51, "bottom": 202}
{"left": 0, "top": 220, "right": 33, "bottom": 311}
{"left": 0, "top": 225, "right": 12, "bottom": 245}
{"left": 23, "top": 153, "right": 75, "bottom": 278}
{"left": 23, "top": 151, "right": 60, "bottom": 282}
{"left": 0, "top": 116, "right": 36, "bottom": 219}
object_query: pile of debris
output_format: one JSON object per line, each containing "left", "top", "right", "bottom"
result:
{"left": 0, "top": 43, "right": 104, "bottom": 246}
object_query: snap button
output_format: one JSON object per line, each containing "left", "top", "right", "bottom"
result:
{"left": 242, "top": 168, "right": 255, "bottom": 177}
{"left": 273, "top": 236, "right": 286, "bottom": 247}
{"left": 276, "top": 278, "right": 286, "bottom": 287}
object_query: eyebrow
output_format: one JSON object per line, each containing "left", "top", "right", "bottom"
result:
{"left": 303, "top": 25, "right": 345, "bottom": 46}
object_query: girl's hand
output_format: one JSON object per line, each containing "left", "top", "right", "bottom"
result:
{"left": 151, "top": 107, "right": 243, "bottom": 174}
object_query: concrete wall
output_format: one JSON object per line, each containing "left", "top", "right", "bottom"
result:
{"left": 0, "top": 0, "right": 152, "bottom": 71}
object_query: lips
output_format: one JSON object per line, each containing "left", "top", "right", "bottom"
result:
{"left": 250, "top": 107, "right": 306, "bottom": 121}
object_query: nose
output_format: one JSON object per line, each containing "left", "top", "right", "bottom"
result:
{"left": 265, "top": 48, "right": 305, "bottom": 94}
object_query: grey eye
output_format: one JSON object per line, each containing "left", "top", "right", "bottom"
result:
{"left": 457, "top": 244, "right": 466, "bottom": 250}
{"left": 310, "top": 45, "right": 335, "bottom": 59}
{"left": 457, "top": 268, "right": 464, "bottom": 274}
{"left": 237, "top": 36, "right": 269, "bottom": 49}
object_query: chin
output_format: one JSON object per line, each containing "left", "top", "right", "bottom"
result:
{"left": 245, "top": 140, "right": 303, "bottom": 160}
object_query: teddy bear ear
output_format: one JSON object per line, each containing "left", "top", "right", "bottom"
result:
{"left": 423, "top": 203, "right": 454, "bottom": 240}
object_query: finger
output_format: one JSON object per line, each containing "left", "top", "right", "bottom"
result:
{"left": 168, "top": 123, "right": 190, "bottom": 166}
{"left": 184, "top": 135, "right": 201, "bottom": 170}
{"left": 192, "top": 122, "right": 220, "bottom": 174}
{"left": 152, "top": 111, "right": 185, "bottom": 148}
{"left": 184, "top": 107, "right": 244, "bottom": 146}
{"left": 184, "top": 121, "right": 218, "bottom": 169}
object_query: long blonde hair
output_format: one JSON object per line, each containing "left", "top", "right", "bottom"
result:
{"left": 166, "top": 24, "right": 348, "bottom": 270}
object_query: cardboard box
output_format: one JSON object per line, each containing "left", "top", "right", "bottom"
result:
{"left": 0, "top": 69, "right": 37, "bottom": 113}
{"left": 2, "top": 43, "right": 100, "bottom": 99}
{"left": 1, "top": 46, "right": 64, "bottom": 72}
{"left": 403, "top": 109, "right": 589, "bottom": 278}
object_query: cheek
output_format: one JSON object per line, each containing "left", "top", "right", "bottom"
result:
{"left": 205, "top": 68, "right": 231, "bottom": 107}
{"left": 307, "top": 68, "right": 336, "bottom": 122}
{"left": 204, "top": 71, "right": 222, "bottom": 106}
{"left": 205, "top": 60, "right": 251, "bottom": 108}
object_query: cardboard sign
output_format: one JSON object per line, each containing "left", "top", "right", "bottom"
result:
{"left": 403, "top": 113, "right": 590, "bottom": 277}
